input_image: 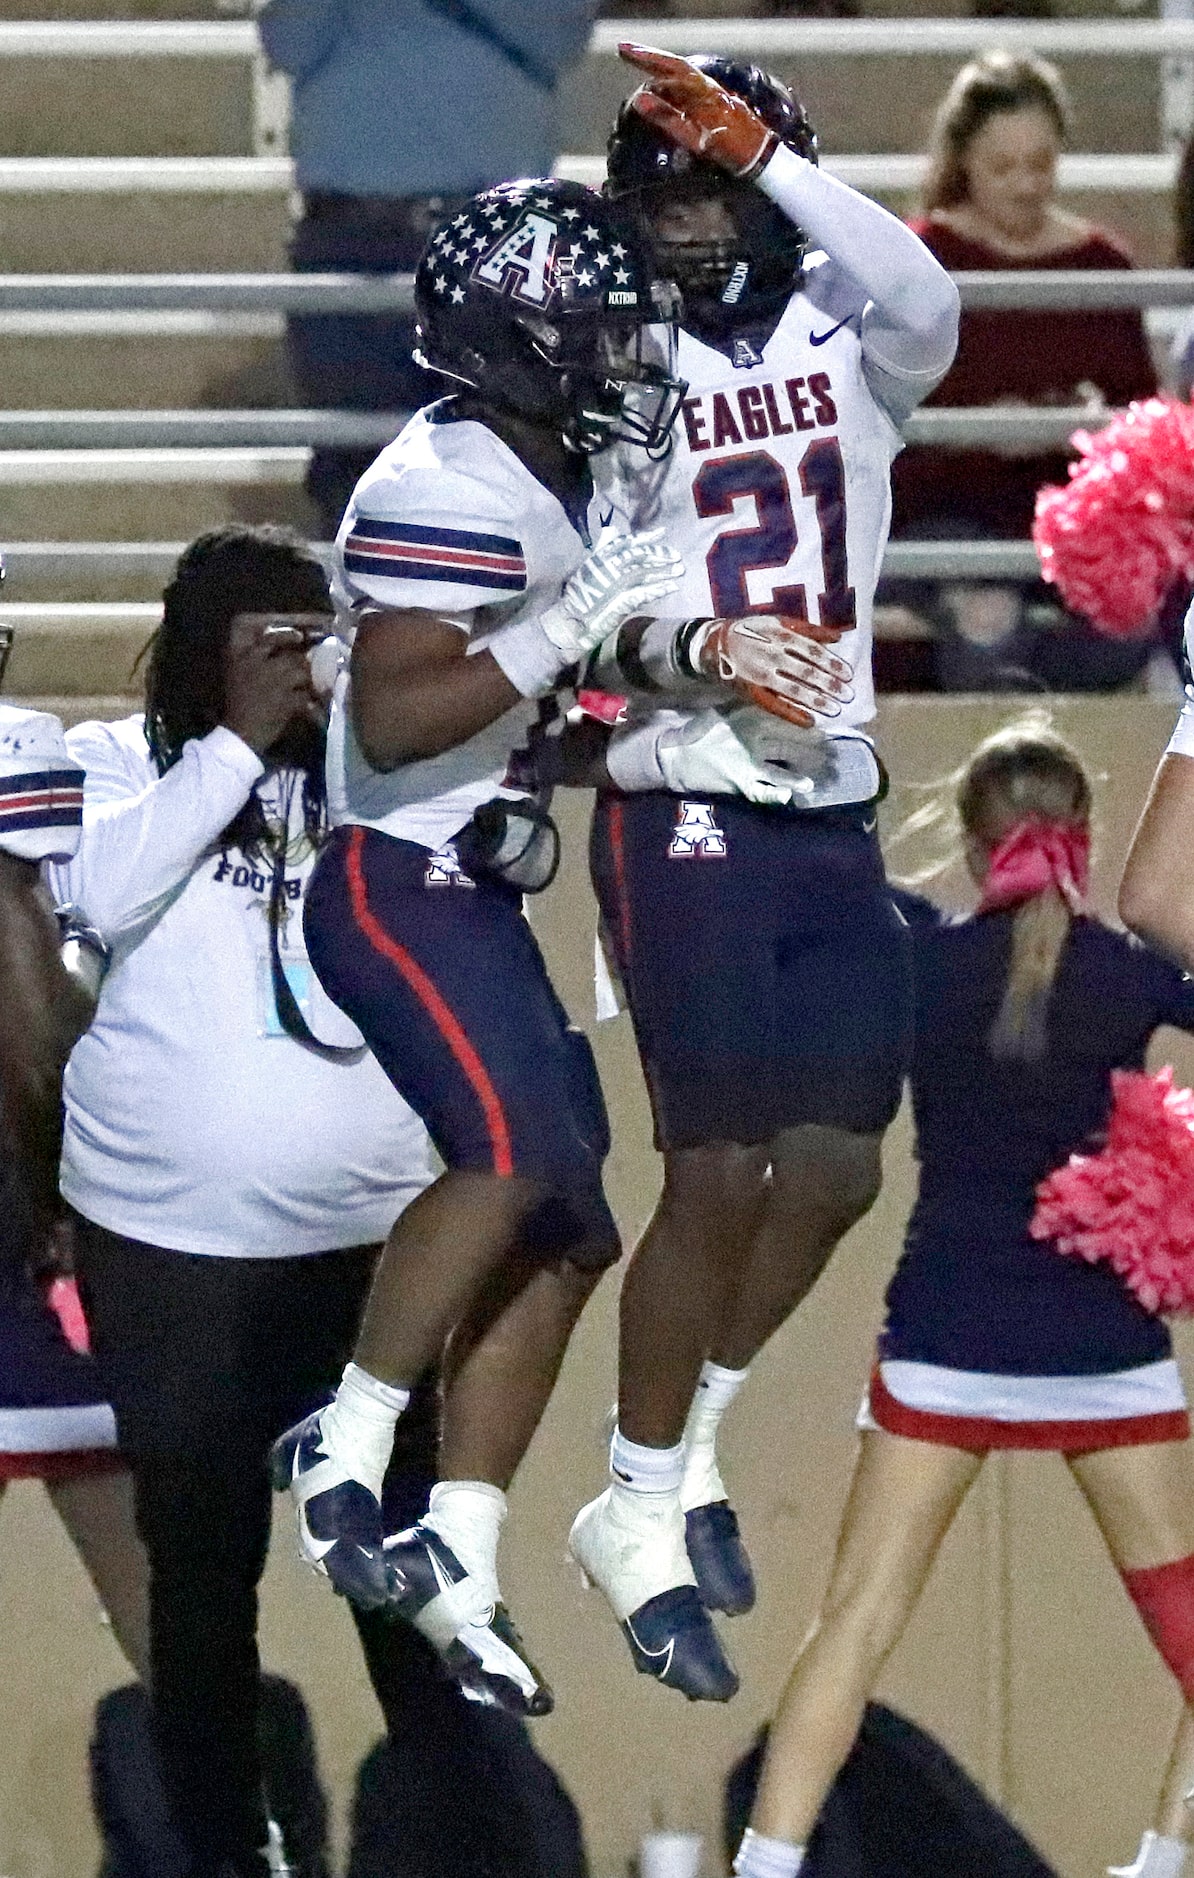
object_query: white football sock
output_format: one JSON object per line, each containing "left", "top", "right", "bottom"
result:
{"left": 319, "top": 1362, "right": 409, "bottom": 1501}
{"left": 609, "top": 1426, "right": 685, "bottom": 1497}
{"left": 681, "top": 1360, "right": 750, "bottom": 1511}
{"left": 422, "top": 1479, "right": 507, "bottom": 1605}
{"left": 733, "top": 1828, "right": 806, "bottom": 1877}
{"left": 1109, "top": 1831, "right": 1190, "bottom": 1878}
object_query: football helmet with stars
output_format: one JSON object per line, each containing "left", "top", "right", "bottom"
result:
{"left": 413, "top": 177, "right": 685, "bottom": 456}
{"left": 606, "top": 56, "right": 818, "bottom": 342}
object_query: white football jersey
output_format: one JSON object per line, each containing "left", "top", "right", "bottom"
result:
{"left": 596, "top": 271, "right": 903, "bottom": 736}
{"left": 328, "top": 405, "right": 603, "bottom": 853}
{"left": 0, "top": 701, "right": 84, "bottom": 862}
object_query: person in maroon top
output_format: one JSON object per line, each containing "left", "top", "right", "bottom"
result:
{"left": 887, "top": 52, "right": 1159, "bottom": 691}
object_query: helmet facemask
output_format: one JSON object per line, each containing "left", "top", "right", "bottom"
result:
{"left": 635, "top": 174, "right": 807, "bottom": 342}
{"left": 518, "top": 290, "right": 685, "bottom": 456}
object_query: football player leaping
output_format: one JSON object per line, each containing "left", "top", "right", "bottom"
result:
{"left": 271, "top": 177, "right": 704, "bottom": 1719}
{"left": 564, "top": 50, "right": 960, "bottom": 1699}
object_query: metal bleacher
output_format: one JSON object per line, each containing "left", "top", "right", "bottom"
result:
{"left": 6, "top": 9, "right": 1194, "bottom": 716}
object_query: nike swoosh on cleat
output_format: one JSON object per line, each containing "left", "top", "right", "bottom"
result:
{"left": 611, "top": 1467, "right": 634, "bottom": 1482}
{"left": 809, "top": 317, "right": 850, "bottom": 347}
{"left": 626, "top": 1620, "right": 675, "bottom": 1677}
{"left": 429, "top": 1546, "right": 460, "bottom": 1599}
{"left": 297, "top": 1517, "right": 337, "bottom": 1563}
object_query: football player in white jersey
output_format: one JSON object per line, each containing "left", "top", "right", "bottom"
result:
{"left": 563, "top": 49, "right": 961, "bottom": 1694}
{"left": 272, "top": 176, "right": 697, "bottom": 1716}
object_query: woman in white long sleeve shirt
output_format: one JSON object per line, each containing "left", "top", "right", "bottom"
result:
{"left": 51, "top": 527, "right": 434, "bottom": 1878}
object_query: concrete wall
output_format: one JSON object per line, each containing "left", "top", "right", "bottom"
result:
{"left": 3, "top": 695, "right": 1194, "bottom": 1878}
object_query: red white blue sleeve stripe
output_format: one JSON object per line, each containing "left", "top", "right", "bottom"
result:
{"left": 0, "top": 767, "right": 85, "bottom": 839}
{"left": 343, "top": 518, "right": 528, "bottom": 593}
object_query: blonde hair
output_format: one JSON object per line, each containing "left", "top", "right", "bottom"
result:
{"left": 957, "top": 723, "right": 1092, "bottom": 1062}
{"left": 922, "top": 51, "right": 1073, "bottom": 215}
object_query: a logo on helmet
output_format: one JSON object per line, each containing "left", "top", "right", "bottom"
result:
{"left": 476, "top": 213, "right": 559, "bottom": 307}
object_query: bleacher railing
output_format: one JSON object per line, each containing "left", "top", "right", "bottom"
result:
{"left": 0, "top": 269, "right": 1191, "bottom": 314}
{"left": 4, "top": 19, "right": 1194, "bottom": 56}
{"left": 2, "top": 17, "right": 1193, "bottom": 596}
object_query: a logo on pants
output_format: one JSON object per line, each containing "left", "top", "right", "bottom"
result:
{"left": 424, "top": 842, "right": 475, "bottom": 887}
{"left": 668, "top": 801, "right": 727, "bottom": 858}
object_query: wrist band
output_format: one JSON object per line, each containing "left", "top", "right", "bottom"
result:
{"left": 671, "top": 617, "right": 716, "bottom": 680}
{"left": 1167, "top": 697, "right": 1194, "bottom": 760}
{"left": 486, "top": 616, "right": 565, "bottom": 699}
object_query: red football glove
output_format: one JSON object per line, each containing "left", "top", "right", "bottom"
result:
{"left": 619, "top": 43, "right": 779, "bottom": 180}
{"left": 696, "top": 615, "right": 853, "bottom": 728}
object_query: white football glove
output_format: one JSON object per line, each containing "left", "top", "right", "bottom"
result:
{"left": 541, "top": 529, "right": 682, "bottom": 661}
{"left": 489, "top": 530, "right": 683, "bottom": 698}
{"left": 653, "top": 708, "right": 790, "bottom": 805}
{"left": 608, "top": 706, "right": 880, "bottom": 809}
{"left": 728, "top": 709, "right": 882, "bottom": 808}
{"left": 688, "top": 613, "right": 853, "bottom": 726}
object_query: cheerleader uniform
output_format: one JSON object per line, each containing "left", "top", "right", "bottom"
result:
{"left": 0, "top": 703, "right": 119, "bottom": 1480}
{"left": 867, "top": 892, "right": 1194, "bottom": 1451}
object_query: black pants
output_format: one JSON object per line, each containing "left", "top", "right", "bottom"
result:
{"left": 73, "top": 1219, "right": 438, "bottom": 1876}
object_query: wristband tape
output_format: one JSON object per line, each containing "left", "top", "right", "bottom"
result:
{"left": 673, "top": 617, "right": 716, "bottom": 680}
{"left": 487, "top": 616, "right": 566, "bottom": 699}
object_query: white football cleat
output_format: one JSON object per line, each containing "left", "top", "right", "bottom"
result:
{"left": 569, "top": 1487, "right": 738, "bottom": 1702}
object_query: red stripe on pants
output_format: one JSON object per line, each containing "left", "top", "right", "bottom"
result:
{"left": 606, "top": 797, "right": 632, "bottom": 971}
{"left": 344, "top": 825, "right": 515, "bottom": 1177}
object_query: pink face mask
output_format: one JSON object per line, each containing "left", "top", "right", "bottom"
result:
{"left": 976, "top": 815, "right": 1091, "bottom": 915}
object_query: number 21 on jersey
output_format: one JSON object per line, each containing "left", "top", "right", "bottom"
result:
{"left": 694, "top": 441, "right": 856, "bottom": 629}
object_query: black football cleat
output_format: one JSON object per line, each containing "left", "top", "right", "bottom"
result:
{"left": 685, "top": 1501, "right": 757, "bottom": 1616}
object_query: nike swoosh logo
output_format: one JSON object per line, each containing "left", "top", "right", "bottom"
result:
{"left": 297, "top": 1512, "right": 337, "bottom": 1563}
{"left": 626, "top": 1620, "right": 675, "bottom": 1676}
{"left": 809, "top": 317, "right": 850, "bottom": 347}
{"left": 599, "top": 506, "right": 614, "bottom": 528}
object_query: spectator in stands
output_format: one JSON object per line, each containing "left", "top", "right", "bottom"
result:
{"left": 258, "top": 0, "right": 598, "bottom": 541}
{"left": 889, "top": 52, "right": 1158, "bottom": 691}
{"left": 50, "top": 526, "right": 442, "bottom": 1878}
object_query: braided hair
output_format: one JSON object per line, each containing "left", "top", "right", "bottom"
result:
{"left": 143, "top": 525, "right": 332, "bottom": 861}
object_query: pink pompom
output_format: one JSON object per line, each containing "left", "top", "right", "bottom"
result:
{"left": 1033, "top": 398, "right": 1194, "bottom": 638}
{"left": 1031, "top": 1068, "right": 1194, "bottom": 1314}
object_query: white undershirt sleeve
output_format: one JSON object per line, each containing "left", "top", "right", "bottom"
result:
{"left": 757, "top": 144, "right": 959, "bottom": 414}
{"left": 50, "top": 722, "right": 265, "bottom": 944}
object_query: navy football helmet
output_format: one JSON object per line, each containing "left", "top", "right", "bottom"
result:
{"left": 414, "top": 178, "right": 684, "bottom": 456}
{"left": 606, "top": 57, "right": 819, "bottom": 339}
